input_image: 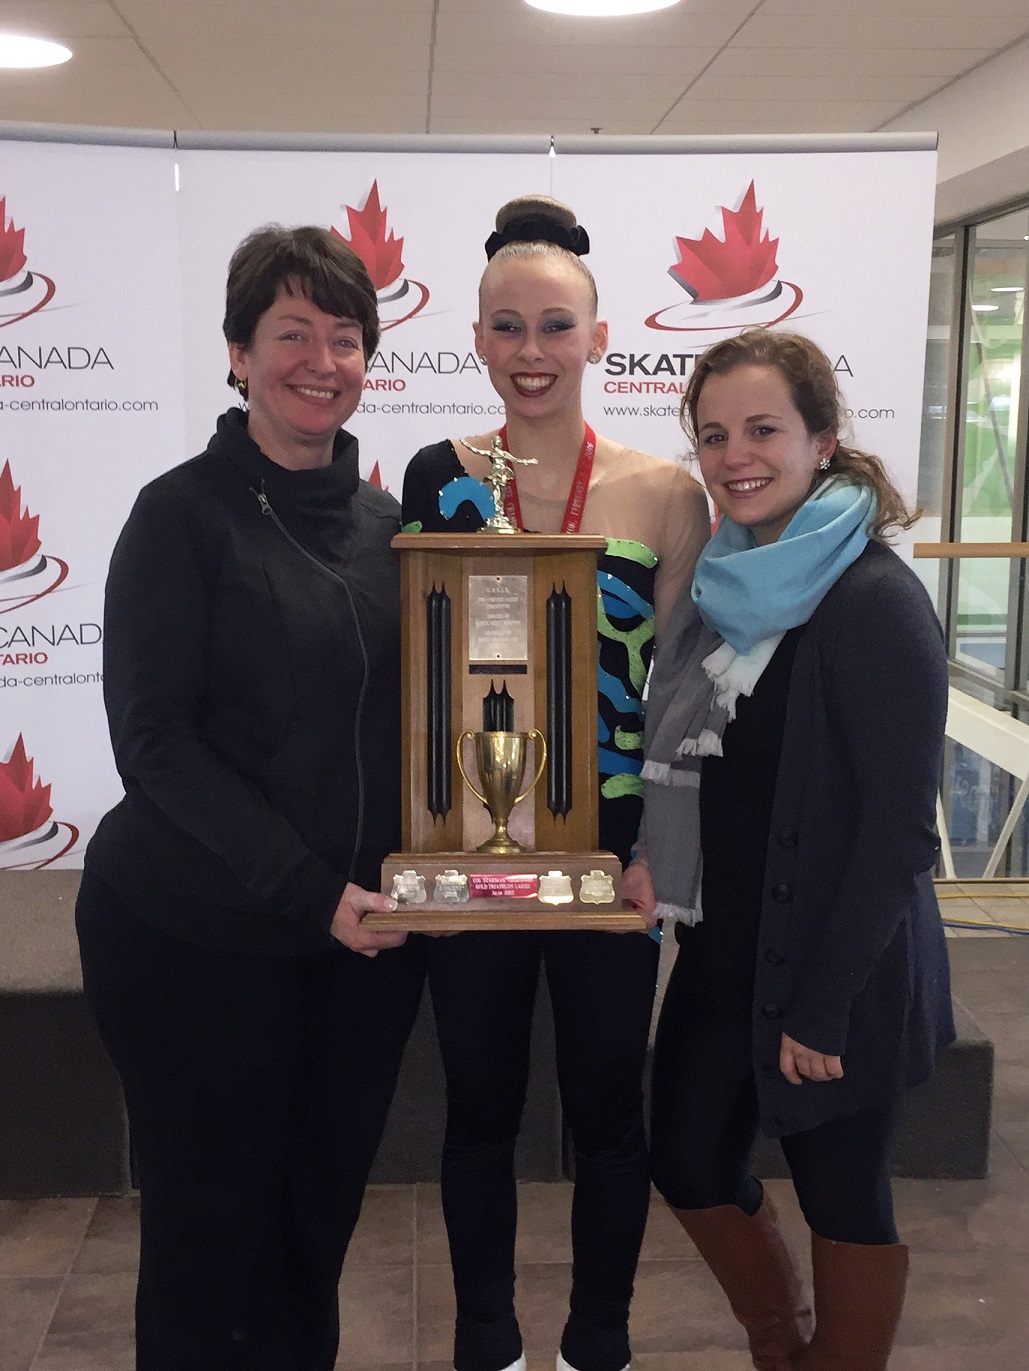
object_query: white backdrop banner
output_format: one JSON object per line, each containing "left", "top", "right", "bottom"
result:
{"left": 0, "top": 134, "right": 936, "bottom": 867}
{"left": 560, "top": 150, "right": 936, "bottom": 521}
{"left": 176, "top": 150, "right": 552, "bottom": 475}
{"left": 0, "top": 140, "right": 183, "bottom": 870}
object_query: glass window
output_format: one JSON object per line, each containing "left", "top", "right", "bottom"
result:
{"left": 942, "top": 683, "right": 1029, "bottom": 878}
{"left": 913, "top": 234, "right": 956, "bottom": 616}
{"left": 918, "top": 204, "right": 1029, "bottom": 876}
{"left": 954, "top": 206, "right": 1028, "bottom": 677}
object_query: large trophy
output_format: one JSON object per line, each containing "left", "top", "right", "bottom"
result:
{"left": 371, "top": 443, "right": 642, "bottom": 931}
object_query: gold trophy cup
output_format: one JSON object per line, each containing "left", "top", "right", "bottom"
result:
{"left": 456, "top": 729, "right": 547, "bottom": 854}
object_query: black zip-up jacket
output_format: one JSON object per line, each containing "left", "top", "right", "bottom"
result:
{"left": 85, "top": 409, "right": 402, "bottom": 956}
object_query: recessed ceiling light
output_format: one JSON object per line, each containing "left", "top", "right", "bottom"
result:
{"left": 0, "top": 33, "right": 72, "bottom": 68}
{"left": 525, "top": 0, "right": 680, "bottom": 15}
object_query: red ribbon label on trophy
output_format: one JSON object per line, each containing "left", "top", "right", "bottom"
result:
{"left": 469, "top": 873, "right": 540, "bottom": 899}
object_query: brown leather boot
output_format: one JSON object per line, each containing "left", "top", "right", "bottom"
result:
{"left": 668, "top": 1195, "right": 812, "bottom": 1370}
{"left": 796, "top": 1234, "right": 908, "bottom": 1370}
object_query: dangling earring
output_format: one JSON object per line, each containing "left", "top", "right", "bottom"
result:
{"left": 235, "top": 375, "right": 249, "bottom": 410}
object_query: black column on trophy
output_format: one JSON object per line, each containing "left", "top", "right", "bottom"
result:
{"left": 426, "top": 584, "right": 452, "bottom": 820}
{"left": 483, "top": 681, "right": 515, "bottom": 732}
{"left": 546, "top": 587, "right": 572, "bottom": 817}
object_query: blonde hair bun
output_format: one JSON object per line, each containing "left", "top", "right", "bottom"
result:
{"left": 495, "top": 196, "right": 577, "bottom": 234}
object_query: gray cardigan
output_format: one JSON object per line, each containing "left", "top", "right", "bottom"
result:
{"left": 749, "top": 540, "right": 954, "bottom": 1138}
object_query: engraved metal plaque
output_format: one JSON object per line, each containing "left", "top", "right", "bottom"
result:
{"left": 468, "top": 574, "right": 528, "bottom": 662}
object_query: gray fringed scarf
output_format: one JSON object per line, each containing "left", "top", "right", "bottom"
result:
{"left": 640, "top": 589, "right": 733, "bottom": 926}
{"left": 641, "top": 479, "right": 874, "bottom": 925}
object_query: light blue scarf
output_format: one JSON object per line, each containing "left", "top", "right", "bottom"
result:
{"left": 639, "top": 477, "right": 874, "bottom": 924}
{"left": 694, "top": 477, "right": 875, "bottom": 653}
{"left": 682, "top": 479, "right": 874, "bottom": 729}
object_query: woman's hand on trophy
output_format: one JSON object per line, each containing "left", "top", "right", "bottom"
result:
{"left": 621, "top": 860, "right": 658, "bottom": 930}
{"left": 330, "top": 884, "right": 408, "bottom": 956}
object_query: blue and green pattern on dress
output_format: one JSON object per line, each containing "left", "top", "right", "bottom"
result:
{"left": 597, "top": 539, "right": 657, "bottom": 800}
{"left": 439, "top": 476, "right": 495, "bottom": 524}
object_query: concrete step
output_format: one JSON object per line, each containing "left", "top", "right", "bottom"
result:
{"left": 0, "top": 871, "right": 999, "bottom": 1196}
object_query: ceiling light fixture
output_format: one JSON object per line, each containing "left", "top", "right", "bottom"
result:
{"left": 525, "top": 0, "right": 680, "bottom": 16}
{"left": 971, "top": 303, "right": 1000, "bottom": 312}
{"left": 0, "top": 33, "right": 72, "bottom": 68}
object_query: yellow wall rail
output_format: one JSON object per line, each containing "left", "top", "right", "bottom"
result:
{"left": 914, "top": 542, "right": 1029, "bottom": 559}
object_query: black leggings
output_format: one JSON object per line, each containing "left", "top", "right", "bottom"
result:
{"left": 428, "top": 928, "right": 660, "bottom": 1371}
{"left": 76, "top": 873, "right": 426, "bottom": 1371}
{"left": 649, "top": 940, "right": 898, "bottom": 1246}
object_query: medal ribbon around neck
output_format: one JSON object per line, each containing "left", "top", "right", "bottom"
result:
{"left": 497, "top": 423, "right": 597, "bottom": 533}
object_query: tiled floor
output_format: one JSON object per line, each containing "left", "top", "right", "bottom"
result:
{"left": 2, "top": 897, "right": 1028, "bottom": 1371}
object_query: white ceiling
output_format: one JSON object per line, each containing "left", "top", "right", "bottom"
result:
{"left": 0, "top": 0, "right": 1026, "bottom": 139}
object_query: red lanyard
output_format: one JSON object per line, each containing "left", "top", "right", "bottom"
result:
{"left": 497, "top": 424, "right": 596, "bottom": 533}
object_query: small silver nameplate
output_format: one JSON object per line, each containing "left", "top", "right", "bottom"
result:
{"left": 468, "top": 575, "right": 528, "bottom": 662}
{"left": 434, "top": 870, "right": 470, "bottom": 903}
{"left": 391, "top": 870, "right": 427, "bottom": 904}
{"left": 580, "top": 870, "right": 616, "bottom": 905}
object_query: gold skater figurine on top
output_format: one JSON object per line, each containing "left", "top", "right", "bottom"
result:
{"left": 460, "top": 434, "right": 537, "bottom": 533}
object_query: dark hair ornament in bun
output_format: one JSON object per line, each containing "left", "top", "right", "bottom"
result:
{"left": 485, "top": 214, "right": 590, "bottom": 260}
{"left": 484, "top": 195, "right": 591, "bottom": 260}
{"left": 480, "top": 195, "right": 598, "bottom": 313}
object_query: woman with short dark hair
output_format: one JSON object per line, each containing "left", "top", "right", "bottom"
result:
{"left": 76, "top": 225, "right": 424, "bottom": 1371}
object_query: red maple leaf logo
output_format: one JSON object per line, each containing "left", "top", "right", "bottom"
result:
{"left": 670, "top": 181, "right": 779, "bottom": 302}
{"left": 0, "top": 734, "right": 52, "bottom": 843}
{"left": 0, "top": 197, "right": 27, "bottom": 285}
{"left": 0, "top": 460, "right": 42, "bottom": 573}
{"left": 334, "top": 182, "right": 405, "bottom": 291}
{"left": 367, "top": 461, "right": 389, "bottom": 492}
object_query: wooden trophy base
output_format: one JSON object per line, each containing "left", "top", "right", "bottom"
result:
{"left": 370, "top": 851, "right": 646, "bottom": 932}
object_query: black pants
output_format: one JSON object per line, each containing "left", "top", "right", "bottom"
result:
{"left": 76, "top": 873, "right": 426, "bottom": 1371}
{"left": 428, "top": 928, "right": 660, "bottom": 1371}
{"left": 649, "top": 938, "right": 898, "bottom": 1246}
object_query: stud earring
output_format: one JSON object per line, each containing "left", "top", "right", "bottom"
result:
{"left": 477, "top": 354, "right": 487, "bottom": 364}
{"left": 588, "top": 352, "right": 601, "bottom": 364}
{"left": 818, "top": 454, "right": 832, "bottom": 471}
